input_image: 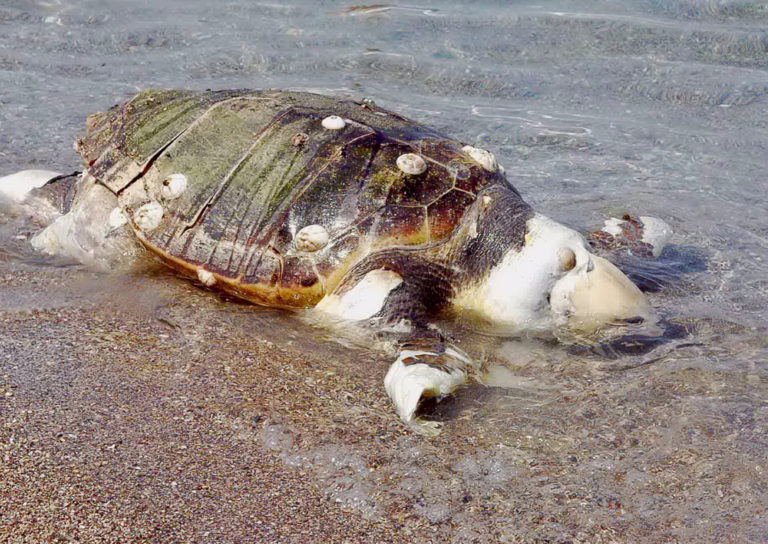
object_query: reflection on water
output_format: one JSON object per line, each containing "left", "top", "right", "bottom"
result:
{"left": 1, "top": 0, "right": 767, "bottom": 540}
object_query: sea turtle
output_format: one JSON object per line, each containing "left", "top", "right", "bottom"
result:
{"left": 0, "top": 89, "right": 666, "bottom": 430}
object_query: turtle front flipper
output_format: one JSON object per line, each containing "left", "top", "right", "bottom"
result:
{"left": 587, "top": 214, "right": 672, "bottom": 260}
{"left": 585, "top": 213, "right": 677, "bottom": 293}
{"left": 315, "top": 251, "right": 467, "bottom": 430}
{"left": 585, "top": 214, "right": 707, "bottom": 295}
{"left": 384, "top": 333, "right": 476, "bottom": 435}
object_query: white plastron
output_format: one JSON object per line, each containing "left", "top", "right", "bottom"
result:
{"left": 321, "top": 115, "right": 346, "bottom": 130}
{"left": 161, "top": 173, "right": 187, "bottom": 200}
{"left": 295, "top": 224, "right": 330, "bottom": 252}
{"left": 316, "top": 269, "right": 403, "bottom": 321}
{"left": 384, "top": 347, "right": 474, "bottom": 423}
{"left": 133, "top": 202, "right": 164, "bottom": 231}
{"left": 462, "top": 145, "right": 498, "bottom": 172}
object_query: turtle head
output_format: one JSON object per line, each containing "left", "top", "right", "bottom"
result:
{"left": 455, "top": 213, "right": 651, "bottom": 332}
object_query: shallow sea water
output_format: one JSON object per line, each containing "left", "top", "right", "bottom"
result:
{"left": 1, "top": 0, "right": 767, "bottom": 542}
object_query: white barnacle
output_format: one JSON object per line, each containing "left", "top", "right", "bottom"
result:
{"left": 295, "top": 224, "right": 330, "bottom": 252}
{"left": 396, "top": 153, "right": 427, "bottom": 175}
{"left": 321, "top": 115, "right": 346, "bottom": 130}
{"left": 462, "top": 145, "right": 498, "bottom": 172}
{"left": 161, "top": 173, "right": 187, "bottom": 200}
{"left": 108, "top": 207, "right": 128, "bottom": 229}
{"left": 197, "top": 267, "right": 216, "bottom": 287}
{"left": 133, "top": 201, "right": 164, "bottom": 231}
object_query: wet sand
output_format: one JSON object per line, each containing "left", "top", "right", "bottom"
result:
{"left": 0, "top": 255, "right": 448, "bottom": 542}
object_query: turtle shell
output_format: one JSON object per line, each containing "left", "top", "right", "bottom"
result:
{"left": 79, "top": 90, "right": 512, "bottom": 308}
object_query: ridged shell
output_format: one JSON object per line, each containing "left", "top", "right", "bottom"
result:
{"left": 79, "top": 90, "right": 512, "bottom": 308}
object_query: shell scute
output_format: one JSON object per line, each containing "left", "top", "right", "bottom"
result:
{"left": 146, "top": 108, "right": 343, "bottom": 269}
{"left": 359, "top": 204, "right": 429, "bottom": 248}
{"left": 417, "top": 138, "right": 499, "bottom": 195}
{"left": 418, "top": 139, "right": 466, "bottom": 165}
{"left": 281, "top": 254, "right": 321, "bottom": 288}
{"left": 282, "top": 123, "right": 377, "bottom": 234}
{"left": 427, "top": 190, "right": 476, "bottom": 242}
{"left": 387, "top": 153, "right": 452, "bottom": 208}
{"left": 84, "top": 90, "right": 247, "bottom": 193}
{"left": 453, "top": 161, "right": 502, "bottom": 195}
{"left": 243, "top": 246, "right": 282, "bottom": 287}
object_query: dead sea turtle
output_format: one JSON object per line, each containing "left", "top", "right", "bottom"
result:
{"left": 0, "top": 90, "right": 666, "bottom": 430}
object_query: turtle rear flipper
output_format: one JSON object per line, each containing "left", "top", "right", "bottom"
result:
{"left": 26, "top": 171, "right": 81, "bottom": 215}
{"left": 0, "top": 170, "right": 63, "bottom": 204}
{"left": 0, "top": 170, "right": 83, "bottom": 234}
{"left": 29, "top": 172, "right": 141, "bottom": 270}
{"left": 586, "top": 214, "right": 708, "bottom": 294}
{"left": 0, "top": 170, "right": 80, "bottom": 214}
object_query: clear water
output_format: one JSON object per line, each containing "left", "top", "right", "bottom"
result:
{"left": 1, "top": 1, "right": 767, "bottom": 541}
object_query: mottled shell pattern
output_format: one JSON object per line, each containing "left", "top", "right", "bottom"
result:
{"left": 78, "top": 90, "right": 514, "bottom": 308}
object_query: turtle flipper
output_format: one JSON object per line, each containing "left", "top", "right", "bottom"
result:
{"left": 384, "top": 335, "right": 476, "bottom": 429}
{"left": 587, "top": 214, "right": 672, "bottom": 260}
{"left": 0, "top": 170, "right": 81, "bottom": 214}
{"left": 586, "top": 214, "right": 708, "bottom": 295}
{"left": 316, "top": 253, "right": 471, "bottom": 428}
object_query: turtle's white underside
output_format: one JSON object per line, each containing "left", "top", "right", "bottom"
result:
{"left": 316, "top": 269, "right": 403, "bottom": 321}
